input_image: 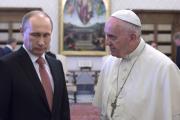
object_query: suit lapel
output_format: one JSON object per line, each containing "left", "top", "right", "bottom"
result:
{"left": 17, "top": 47, "right": 50, "bottom": 111}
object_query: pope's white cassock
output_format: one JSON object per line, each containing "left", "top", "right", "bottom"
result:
{"left": 93, "top": 38, "right": 180, "bottom": 120}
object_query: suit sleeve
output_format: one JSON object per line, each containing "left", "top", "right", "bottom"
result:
{"left": 57, "top": 60, "right": 70, "bottom": 120}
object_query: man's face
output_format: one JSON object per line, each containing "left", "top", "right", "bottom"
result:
{"left": 11, "top": 42, "right": 17, "bottom": 50}
{"left": 22, "top": 14, "right": 52, "bottom": 57}
{"left": 104, "top": 17, "right": 131, "bottom": 58}
{"left": 151, "top": 42, "right": 157, "bottom": 49}
{"left": 175, "top": 39, "right": 180, "bottom": 47}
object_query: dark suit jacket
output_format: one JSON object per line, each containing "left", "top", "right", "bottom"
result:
{"left": 0, "top": 47, "right": 70, "bottom": 120}
{"left": 46, "top": 51, "right": 57, "bottom": 59}
{"left": 0, "top": 47, "right": 3, "bottom": 57}
{"left": 2, "top": 46, "right": 12, "bottom": 55}
{"left": 176, "top": 47, "right": 180, "bottom": 69}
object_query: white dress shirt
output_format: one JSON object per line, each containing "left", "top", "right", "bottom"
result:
{"left": 23, "top": 45, "right": 54, "bottom": 91}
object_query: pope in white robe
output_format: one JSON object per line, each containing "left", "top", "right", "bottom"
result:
{"left": 93, "top": 10, "right": 180, "bottom": 120}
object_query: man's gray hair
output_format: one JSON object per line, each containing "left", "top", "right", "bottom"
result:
{"left": 21, "top": 10, "right": 53, "bottom": 31}
{"left": 122, "top": 21, "right": 141, "bottom": 37}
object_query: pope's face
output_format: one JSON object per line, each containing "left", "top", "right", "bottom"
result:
{"left": 22, "top": 14, "right": 52, "bottom": 57}
{"left": 104, "top": 17, "right": 131, "bottom": 58}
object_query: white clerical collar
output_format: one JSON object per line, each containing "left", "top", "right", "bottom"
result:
{"left": 123, "top": 38, "right": 145, "bottom": 60}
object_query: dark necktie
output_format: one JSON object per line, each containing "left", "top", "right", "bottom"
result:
{"left": 36, "top": 57, "right": 53, "bottom": 111}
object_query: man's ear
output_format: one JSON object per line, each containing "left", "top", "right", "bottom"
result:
{"left": 20, "top": 27, "right": 23, "bottom": 33}
{"left": 19, "top": 27, "right": 24, "bottom": 37}
{"left": 129, "top": 33, "right": 137, "bottom": 42}
{"left": 128, "top": 33, "right": 139, "bottom": 47}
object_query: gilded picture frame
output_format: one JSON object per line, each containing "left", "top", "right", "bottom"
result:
{"left": 60, "top": 0, "right": 110, "bottom": 56}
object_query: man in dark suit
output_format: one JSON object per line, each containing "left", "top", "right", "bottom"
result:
{"left": 173, "top": 32, "right": 180, "bottom": 69}
{"left": 0, "top": 10, "right": 70, "bottom": 120}
{"left": 0, "top": 47, "right": 3, "bottom": 57}
{"left": 1, "top": 38, "right": 17, "bottom": 57}
{"left": 46, "top": 51, "right": 57, "bottom": 59}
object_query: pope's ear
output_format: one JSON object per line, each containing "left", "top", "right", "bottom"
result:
{"left": 129, "top": 33, "right": 137, "bottom": 41}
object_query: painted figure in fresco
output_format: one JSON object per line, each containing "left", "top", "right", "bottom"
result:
{"left": 76, "top": 0, "right": 93, "bottom": 24}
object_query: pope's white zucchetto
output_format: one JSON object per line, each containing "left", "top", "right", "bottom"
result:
{"left": 111, "top": 10, "right": 141, "bottom": 27}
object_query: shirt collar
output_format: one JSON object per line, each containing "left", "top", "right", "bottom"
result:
{"left": 6, "top": 44, "right": 13, "bottom": 50}
{"left": 123, "top": 37, "right": 145, "bottom": 60}
{"left": 22, "top": 44, "right": 46, "bottom": 63}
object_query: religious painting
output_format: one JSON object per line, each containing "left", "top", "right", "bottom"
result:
{"left": 60, "top": 0, "right": 110, "bottom": 56}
